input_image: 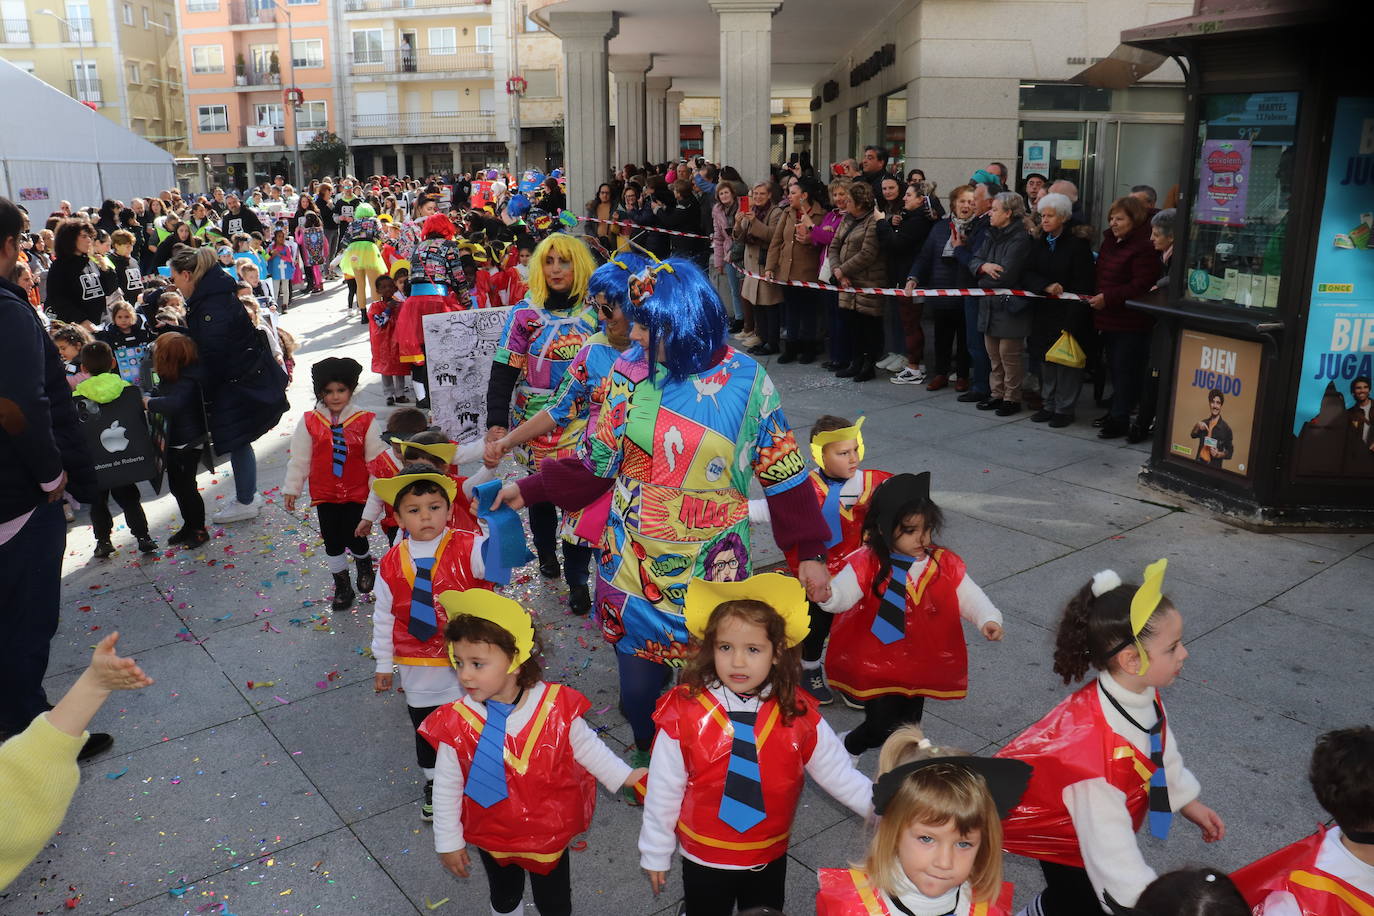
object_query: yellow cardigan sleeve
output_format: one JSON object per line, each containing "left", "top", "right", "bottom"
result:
{"left": 0, "top": 714, "right": 87, "bottom": 891}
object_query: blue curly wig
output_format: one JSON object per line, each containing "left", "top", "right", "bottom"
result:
{"left": 587, "top": 252, "right": 649, "bottom": 311}
{"left": 624, "top": 258, "right": 728, "bottom": 384}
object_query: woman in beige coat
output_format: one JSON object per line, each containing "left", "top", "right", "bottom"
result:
{"left": 733, "top": 181, "right": 783, "bottom": 355}
{"left": 765, "top": 175, "right": 830, "bottom": 364}
{"left": 827, "top": 180, "right": 886, "bottom": 382}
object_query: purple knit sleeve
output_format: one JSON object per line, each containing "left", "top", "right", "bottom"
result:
{"left": 515, "top": 457, "right": 614, "bottom": 511}
{"left": 765, "top": 481, "right": 828, "bottom": 561}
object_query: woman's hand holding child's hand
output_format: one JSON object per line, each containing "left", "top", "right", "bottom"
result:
{"left": 1181, "top": 800, "right": 1225, "bottom": 843}
{"left": 981, "top": 621, "right": 1004, "bottom": 641}
{"left": 439, "top": 849, "right": 471, "bottom": 878}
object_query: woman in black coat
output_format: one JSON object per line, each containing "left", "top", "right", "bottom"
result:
{"left": 168, "top": 246, "right": 287, "bottom": 523}
{"left": 1024, "top": 192, "right": 1096, "bottom": 426}
{"left": 46, "top": 219, "right": 107, "bottom": 328}
{"left": 877, "top": 181, "right": 938, "bottom": 382}
{"left": 907, "top": 184, "right": 978, "bottom": 391}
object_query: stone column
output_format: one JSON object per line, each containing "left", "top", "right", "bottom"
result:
{"left": 645, "top": 76, "right": 671, "bottom": 165}
{"left": 783, "top": 121, "right": 795, "bottom": 160}
{"left": 372, "top": 152, "right": 384, "bottom": 176}
{"left": 610, "top": 53, "right": 651, "bottom": 170}
{"left": 708, "top": 0, "right": 781, "bottom": 183}
{"left": 393, "top": 144, "right": 406, "bottom": 178}
{"left": 243, "top": 152, "right": 256, "bottom": 189}
{"left": 665, "top": 90, "right": 685, "bottom": 163}
{"left": 546, "top": 10, "right": 619, "bottom": 216}
{"left": 450, "top": 142, "right": 462, "bottom": 176}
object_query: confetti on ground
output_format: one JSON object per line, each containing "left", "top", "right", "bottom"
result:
{"left": 246, "top": 680, "right": 277, "bottom": 689}
{"left": 424, "top": 897, "right": 450, "bottom": 910}
{"left": 105, "top": 767, "right": 128, "bottom": 780}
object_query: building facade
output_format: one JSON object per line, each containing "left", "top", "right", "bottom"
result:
{"left": 178, "top": 0, "right": 337, "bottom": 189}
{"left": 1, "top": 0, "right": 187, "bottom": 155}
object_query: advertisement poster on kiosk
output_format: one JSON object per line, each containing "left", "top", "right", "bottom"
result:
{"left": 1291, "top": 96, "right": 1374, "bottom": 479}
{"left": 1169, "top": 330, "right": 1262, "bottom": 477}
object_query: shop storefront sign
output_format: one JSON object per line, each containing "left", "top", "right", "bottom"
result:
{"left": 1021, "top": 140, "right": 1050, "bottom": 176}
{"left": 1291, "top": 95, "right": 1374, "bottom": 478}
{"left": 1169, "top": 330, "right": 1262, "bottom": 476}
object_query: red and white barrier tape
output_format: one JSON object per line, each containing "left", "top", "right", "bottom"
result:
{"left": 576, "top": 215, "right": 1090, "bottom": 301}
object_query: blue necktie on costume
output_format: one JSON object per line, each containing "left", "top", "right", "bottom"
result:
{"left": 330, "top": 421, "right": 347, "bottom": 477}
{"left": 408, "top": 556, "right": 437, "bottom": 641}
{"left": 1146, "top": 700, "right": 1172, "bottom": 839}
{"left": 871, "top": 552, "right": 916, "bottom": 645}
{"left": 819, "top": 476, "right": 845, "bottom": 549}
{"left": 464, "top": 698, "right": 515, "bottom": 808}
{"left": 718, "top": 709, "right": 766, "bottom": 833}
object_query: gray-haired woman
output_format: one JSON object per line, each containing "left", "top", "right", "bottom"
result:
{"left": 965, "top": 191, "right": 1035, "bottom": 416}
{"left": 1027, "top": 192, "right": 1096, "bottom": 426}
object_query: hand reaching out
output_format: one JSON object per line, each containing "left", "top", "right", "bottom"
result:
{"left": 439, "top": 848, "right": 471, "bottom": 878}
{"left": 88, "top": 632, "right": 155, "bottom": 692}
{"left": 1181, "top": 800, "right": 1225, "bottom": 843}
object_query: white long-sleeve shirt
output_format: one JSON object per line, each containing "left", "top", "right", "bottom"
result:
{"left": 1065, "top": 672, "right": 1203, "bottom": 909}
{"left": 361, "top": 439, "right": 489, "bottom": 523}
{"left": 817, "top": 553, "right": 1002, "bottom": 632}
{"left": 638, "top": 682, "right": 874, "bottom": 872}
{"left": 283, "top": 403, "right": 386, "bottom": 498}
{"left": 432, "top": 681, "right": 632, "bottom": 854}
{"left": 747, "top": 471, "right": 867, "bottom": 525}
{"left": 371, "top": 528, "right": 488, "bottom": 708}
{"left": 1256, "top": 827, "right": 1374, "bottom": 916}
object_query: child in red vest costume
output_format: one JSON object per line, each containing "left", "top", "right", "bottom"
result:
{"left": 361, "top": 407, "right": 429, "bottom": 547}
{"left": 367, "top": 273, "right": 410, "bottom": 406}
{"left": 995, "top": 560, "right": 1226, "bottom": 916}
{"left": 749, "top": 414, "right": 892, "bottom": 706}
{"left": 1232, "top": 726, "right": 1374, "bottom": 916}
{"left": 639, "top": 574, "right": 873, "bottom": 915}
{"left": 284, "top": 358, "right": 385, "bottom": 611}
{"left": 817, "top": 725, "right": 1031, "bottom": 916}
{"left": 813, "top": 473, "right": 1004, "bottom": 755}
{"left": 419, "top": 591, "right": 647, "bottom": 916}
{"left": 360, "top": 429, "right": 492, "bottom": 541}
{"left": 371, "top": 468, "right": 496, "bottom": 823}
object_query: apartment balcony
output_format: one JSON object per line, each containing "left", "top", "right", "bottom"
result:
{"left": 350, "top": 110, "right": 493, "bottom": 141}
{"left": 1, "top": 17, "right": 32, "bottom": 43}
{"left": 68, "top": 78, "right": 103, "bottom": 104}
{"left": 228, "top": 0, "right": 278, "bottom": 27}
{"left": 58, "top": 17, "right": 94, "bottom": 42}
{"left": 244, "top": 124, "right": 286, "bottom": 147}
{"left": 347, "top": 47, "right": 493, "bottom": 77}
{"left": 342, "top": 0, "right": 487, "bottom": 14}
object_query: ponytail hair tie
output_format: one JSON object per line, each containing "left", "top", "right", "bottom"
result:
{"left": 917, "top": 738, "right": 933, "bottom": 750}
{"left": 1091, "top": 569, "right": 1122, "bottom": 598}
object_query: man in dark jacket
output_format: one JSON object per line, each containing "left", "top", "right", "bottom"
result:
{"left": 950, "top": 183, "right": 997, "bottom": 403}
{"left": 222, "top": 193, "right": 265, "bottom": 238}
{"left": 0, "top": 196, "right": 104, "bottom": 755}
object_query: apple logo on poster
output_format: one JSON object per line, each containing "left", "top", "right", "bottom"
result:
{"left": 101, "top": 420, "right": 130, "bottom": 453}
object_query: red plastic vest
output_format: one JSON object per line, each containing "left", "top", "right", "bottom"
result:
{"left": 397, "top": 287, "right": 463, "bottom": 364}
{"left": 378, "top": 529, "right": 493, "bottom": 664}
{"left": 783, "top": 469, "right": 892, "bottom": 574}
{"left": 1232, "top": 828, "right": 1374, "bottom": 915}
{"left": 366, "top": 450, "right": 402, "bottom": 530}
{"left": 825, "top": 546, "right": 970, "bottom": 700}
{"left": 653, "top": 686, "right": 820, "bottom": 868}
{"left": 418, "top": 683, "right": 597, "bottom": 874}
{"left": 816, "top": 869, "right": 1013, "bottom": 916}
{"left": 304, "top": 409, "right": 375, "bottom": 504}
{"left": 994, "top": 680, "right": 1162, "bottom": 868}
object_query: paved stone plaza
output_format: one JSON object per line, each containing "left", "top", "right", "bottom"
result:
{"left": 3, "top": 284, "right": 1370, "bottom": 916}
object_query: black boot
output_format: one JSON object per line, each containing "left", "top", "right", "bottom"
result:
{"left": 834, "top": 360, "right": 861, "bottom": 379}
{"left": 355, "top": 555, "right": 375, "bottom": 594}
{"left": 537, "top": 551, "right": 561, "bottom": 579}
{"left": 797, "top": 340, "right": 817, "bottom": 365}
{"left": 853, "top": 359, "right": 877, "bottom": 382}
{"left": 331, "top": 570, "right": 356, "bottom": 611}
{"left": 569, "top": 583, "right": 592, "bottom": 616}
{"left": 776, "top": 341, "right": 798, "bottom": 364}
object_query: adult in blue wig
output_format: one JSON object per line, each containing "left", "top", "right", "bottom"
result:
{"left": 485, "top": 252, "right": 647, "bottom": 615}
{"left": 490, "top": 257, "right": 831, "bottom": 770}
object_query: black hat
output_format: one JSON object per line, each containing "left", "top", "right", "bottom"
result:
{"left": 872, "top": 756, "right": 1032, "bottom": 819}
{"left": 311, "top": 357, "right": 363, "bottom": 398}
{"left": 872, "top": 472, "right": 932, "bottom": 543}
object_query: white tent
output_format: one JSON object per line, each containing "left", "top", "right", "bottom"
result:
{"left": 0, "top": 58, "right": 174, "bottom": 210}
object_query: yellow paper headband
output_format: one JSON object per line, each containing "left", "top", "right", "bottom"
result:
{"left": 1128, "top": 558, "right": 1168, "bottom": 675}
{"left": 370, "top": 471, "right": 456, "bottom": 508}
{"left": 401, "top": 439, "right": 458, "bottom": 467}
{"left": 438, "top": 590, "right": 535, "bottom": 674}
{"left": 684, "top": 573, "right": 811, "bottom": 648}
{"left": 810, "top": 416, "right": 866, "bottom": 466}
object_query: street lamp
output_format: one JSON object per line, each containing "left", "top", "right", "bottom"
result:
{"left": 262, "top": 0, "right": 304, "bottom": 186}
{"left": 39, "top": 8, "right": 89, "bottom": 104}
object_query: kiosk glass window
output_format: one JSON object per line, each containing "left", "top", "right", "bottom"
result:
{"left": 1183, "top": 91, "right": 1298, "bottom": 310}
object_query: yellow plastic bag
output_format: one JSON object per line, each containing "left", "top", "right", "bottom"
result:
{"left": 1045, "top": 330, "right": 1087, "bottom": 369}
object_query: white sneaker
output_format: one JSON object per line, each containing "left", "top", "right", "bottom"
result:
{"left": 212, "top": 494, "right": 261, "bottom": 523}
{"left": 883, "top": 353, "right": 906, "bottom": 370}
{"left": 737, "top": 333, "right": 761, "bottom": 349}
{"left": 891, "top": 366, "right": 927, "bottom": 385}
